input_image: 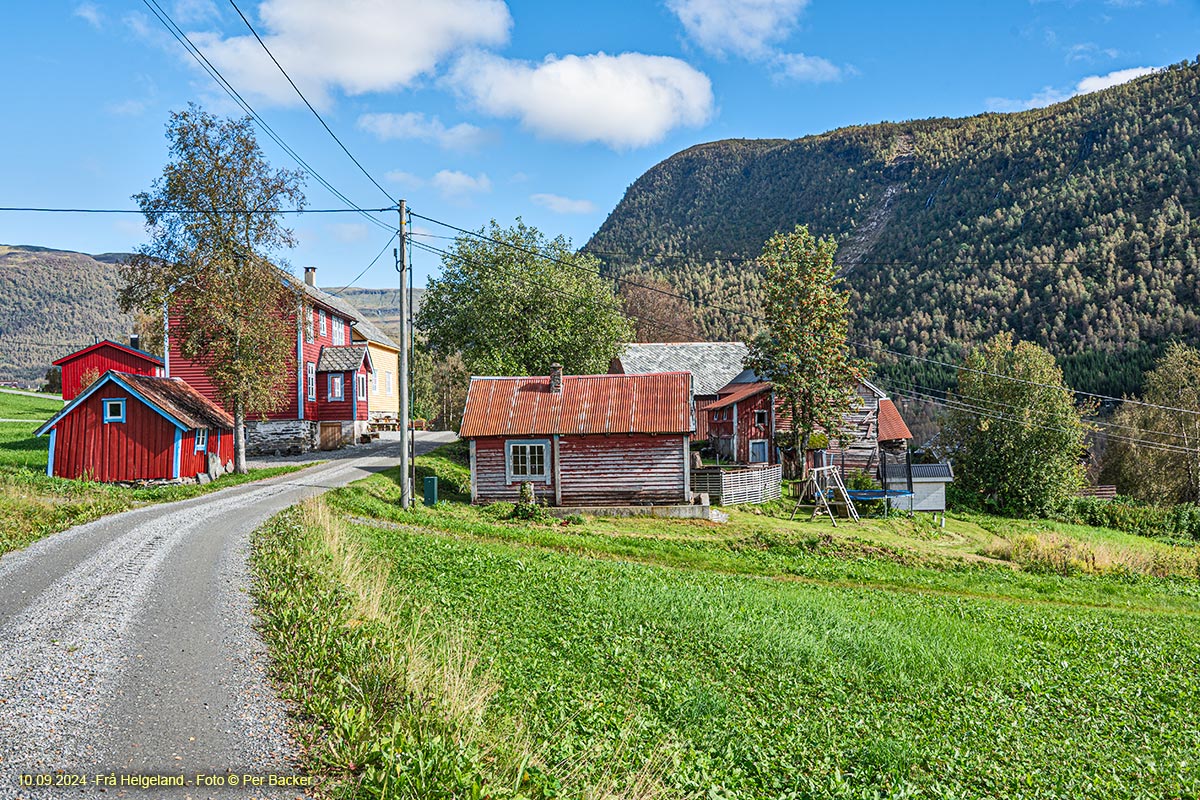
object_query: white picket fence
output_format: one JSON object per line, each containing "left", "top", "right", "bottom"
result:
{"left": 691, "top": 465, "right": 782, "bottom": 506}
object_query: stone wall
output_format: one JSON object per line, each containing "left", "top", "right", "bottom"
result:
{"left": 245, "top": 419, "right": 320, "bottom": 455}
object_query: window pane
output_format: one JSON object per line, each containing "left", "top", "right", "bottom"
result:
{"left": 512, "top": 445, "right": 527, "bottom": 475}
{"left": 530, "top": 445, "right": 545, "bottom": 475}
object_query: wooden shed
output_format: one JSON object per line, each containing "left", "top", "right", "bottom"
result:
{"left": 36, "top": 371, "right": 234, "bottom": 482}
{"left": 882, "top": 462, "right": 954, "bottom": 515}
{"left": 459, "top": 367, "right": 694, "bottom": 506}
{"left": 53, "top": 339, "right": 163, "bottom": 401}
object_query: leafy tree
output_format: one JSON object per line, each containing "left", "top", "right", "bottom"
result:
{"left": 119, "top": 105, "right": 305, "bottom": 473}
{"left": 418, "top": 219, "right": 632, "bottom": 376}
{"left": 1100, "top": 344, "right": 1200, "bottom": 504}
{"left": 41, "top": 367, "right": 62, "bottom": 395}
{"left": 745, "top": 225, "right": 866, "bottom": 477}
{"left": 617, "top": 273, "right": 702, "bottom": 342}
{"left": 943, "top": 335, "right": 1090, "bottom": 515}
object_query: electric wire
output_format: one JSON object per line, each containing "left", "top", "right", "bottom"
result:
{"left": 327, "top": 231, "right": 399, "bottom": 297}
{"left": 0, "top": 206, "right": 392, "bottom": 215}
{"left": 225, "top": 0, "right": 397, "bottom": 206}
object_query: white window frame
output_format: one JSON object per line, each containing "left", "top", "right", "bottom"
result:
{"left": 385, "top": 371, "right": 393, "bottom": 395}
{"left": 319, "top": 308, "right": 327, "bottom": 337}
{"left": 305, "top": 307, "right": 314, "bottom": 343}
{"left": 328, "top": 373, "right": 344, "bottom": 401}
{"left": 332, "top": 317, "right": 345, "bottom": 346}
{"left": 754, "top": 409, "right": 768, "bottom": 427}
{"left": 306, "top": 362, "right": 316, "bottom": 401}
{"left": 356, "top": 373, "right": 367, "bottom": 401}
{"left": 103, "top": 398, "right": 125, "bottom": 423}
{"left": 195, "top": 428, "right": 208, "bottom": 452}
{"left": 505, "top": 439, "right": 550, "bottom": 484}
{"left": 372, "top": 370, "right": 379, "bottom": 393}
{"left": 749, "top": 438, "right": 769, "bottom": 463}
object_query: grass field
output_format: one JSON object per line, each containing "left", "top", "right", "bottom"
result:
{"left": 0, "top": 420, "right": 307, "bottom": 554}
{"left": 251, "top": 444, "right": 1200, "bottom": 799}
{"left": 0, "top": 389, "right": 63, "bottom": 420}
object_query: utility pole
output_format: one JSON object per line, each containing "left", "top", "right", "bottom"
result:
{"left": 398, "top": 199, "right": 412, "bottom": 508}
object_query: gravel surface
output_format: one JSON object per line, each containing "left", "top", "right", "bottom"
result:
{"left": 0, "top": 433, "right": 454, "bottom": 799}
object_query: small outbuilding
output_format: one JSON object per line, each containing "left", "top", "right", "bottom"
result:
{"left": 53, "top": 339, "right": 163, "bottom": 401}
{"left": 36, "top": 371, "right": 234, "bottom": 483}
{"left": 882, "top": 462, "right": 954, "bottom": 516}
{"left": 459, "top": 367, "right": 694, "bottom": 506}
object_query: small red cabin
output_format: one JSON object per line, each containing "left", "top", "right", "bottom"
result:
{"left": 460, "top": 368, "right": 695, "bottom": 506}
{"left": 36, "top": 371, "right": 234, "bottom": 482}
{"left": 54, "top": 339, "right": 164, "bottom": 401}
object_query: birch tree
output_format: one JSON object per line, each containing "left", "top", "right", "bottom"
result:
{"left": 119, "top": 105, "right": 305, "bottom": 473}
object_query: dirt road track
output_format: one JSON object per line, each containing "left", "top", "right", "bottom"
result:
{"left": 0, "top": 433, "right": 453, "bottom": 799}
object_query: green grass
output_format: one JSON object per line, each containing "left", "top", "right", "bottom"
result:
{"left": 0, "top": 422, "right": 309, "bottom": 554}
{"left": 249, "top": 444, "right": 1200, "bottom": 799}
{"left": 0, "top": 390, "right": 63, "bottom": 420}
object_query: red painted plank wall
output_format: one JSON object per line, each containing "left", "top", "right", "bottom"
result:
{"left": 559, "top": 434, "right": 686, "bottom": 505}
{"left": 472, "top": 436, "right": 556, "bottom": 504}
{"left": 60, "top": 347, "right": 160, "bottom": 401}
{"left": 52, "top": 385, "right": 175, "bottom": 481}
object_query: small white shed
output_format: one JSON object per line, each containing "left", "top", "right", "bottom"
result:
{"left": 882, "top": 463, "right": 954, "bottom": 515}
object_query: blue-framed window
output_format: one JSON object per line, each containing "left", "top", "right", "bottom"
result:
{"left": 195, "top": 428, "right": 208, "bottom": 452}
{"left": 328, "top": 373, "right": 344, "bottom": 401}
{"left": 103, "top": 398, "right": 126, "bottom": 423}
{"left": 505, "top": 439, "right": 551, "bottom": 484}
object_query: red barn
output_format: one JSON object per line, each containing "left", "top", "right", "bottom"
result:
{"left": 708, "top": 371, "right": 913, "bottom": 474}
{"left": 36, "top": 371, "right": 234, "bottom": 483}
{"left": 166, "top": 267, "right": 374, "bottom": 453}
{"left": 460, "top": 367, "right": 694, "bottom": 506}
{"left": 54, "top": 339, "right": 163, "bottom": 401}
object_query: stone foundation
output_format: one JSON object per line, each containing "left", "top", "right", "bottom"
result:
{"left": 245, "top": 419, "right": 320, "bottom": 455}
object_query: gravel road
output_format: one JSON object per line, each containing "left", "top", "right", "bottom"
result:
{"left": 0, "top": 432, "right": 454, "bottom": 799}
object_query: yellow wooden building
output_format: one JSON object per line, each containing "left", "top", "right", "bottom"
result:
{"left": 350, "top": 317, "right": 400, "bottom": 422}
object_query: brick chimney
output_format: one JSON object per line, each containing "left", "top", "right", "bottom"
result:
{"left": 549, "top": 363, "right": 563, "bottom": 394}
{"left": 304, "top": 266, "right": 316, "bottom": 286}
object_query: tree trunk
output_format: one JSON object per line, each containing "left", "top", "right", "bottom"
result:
{"left": 234, "top": 397, "right": 247, "bottom": 475}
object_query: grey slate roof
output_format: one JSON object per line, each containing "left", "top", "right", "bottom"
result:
{"left": 882, "top": 463, "right": 954, "bottom": 482}
{"left": 613, "top": 342, "right": 747, "bottom": 396}
{"left": 351, "top": 315, "right": 399, "bottom": 349}
{"left": 316, "top": 345, "right": 369, "bottom": 373}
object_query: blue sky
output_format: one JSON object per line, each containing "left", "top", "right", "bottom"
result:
{"left": 2, "top": 0, "right": 1197, "bottom": 289}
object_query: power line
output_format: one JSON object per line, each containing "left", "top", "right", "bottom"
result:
{"left": 0, "top": 206, "right": 392, "bottom": 215}
{"left": 139, "top": 0, "right": 395, "bottom": 235}
{"left": 327, "top": 231, "right": 399, "bottom": 297}
{"left": 225, "top": 0, "right": 396, "bottom": 207}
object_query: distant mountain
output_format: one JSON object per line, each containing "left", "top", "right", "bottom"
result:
{"left": 585, "top": 58, "right": 1200, "bottom": 397}
{"left": 0, "top": 245, "right": 415, "bottom": 386}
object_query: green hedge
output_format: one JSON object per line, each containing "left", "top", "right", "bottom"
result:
{"left": 1051, "top": 497, "right": 1200, "bottom": 542}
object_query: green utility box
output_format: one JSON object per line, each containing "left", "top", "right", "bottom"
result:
{"left": 423, "top": 476, "right": 438, "bottom": 506}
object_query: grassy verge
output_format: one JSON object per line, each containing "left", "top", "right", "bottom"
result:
{"left": 0, "top": 391, "right": 63, "bottom": 420}
{"left": 0, "top": 421, "right": 310, "bottom": 554}
{"left": 250, "top": 444, "right": 1200, "bottom": 798}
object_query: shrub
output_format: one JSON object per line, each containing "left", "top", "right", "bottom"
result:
{"left": 1051, "top": 497, "right": 1200, "bottom": 541}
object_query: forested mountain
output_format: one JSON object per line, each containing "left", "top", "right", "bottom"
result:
{"left": 585, "top": 58, "right": 1200, "bottom": 397}
{"left": 0, "top": 245, "right": 411, "bottom": 387}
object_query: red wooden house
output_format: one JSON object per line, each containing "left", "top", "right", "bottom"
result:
{"left": 460, "top": 367, "right": 694, "bottom": 506}
{"left": 54, "top": 339, "right": 163, "bottom": 401}
{"left": 36, "top": 371, "right": 234, "bottom": 482}
{"left": 708, "top": 371, "right": 913, "bottom": 474}
{"left": 166, "top": 267, "right": 372, "bottom": 453}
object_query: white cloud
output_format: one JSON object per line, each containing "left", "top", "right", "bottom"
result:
{"left": 107, "top": 99, "right": 148, "bottom": 116}
{"left": 329, "top": 222, "right": 370, "bottom": 243}
{"left": 431, "top": 170, "right": 492, "bottom": 199}
{"left": 448, "top": 51, "right": 713, "bottom": 149}
{"left": 770, "top": 52, "right": 843, "bottom": 83}
{"left": 667, "top": 0, "right": 809, "bottom": 59}
{"left": 74, "top": 2, "right": 103, "bottom": 29}
{"left": 171, "top": 0, "right": 220, "bottom": 24}
{"left": 1067, "top": 42, "right": 1120, "bottom": 63}
{"left": 384, "top": 170, "right": 426, "bottom": 188}
{"left": 357, "top": 112, "right": 490, "bottom": 151}
{"left": 188, "top": 0, "right": 512, "bottom": 108}
{"left": 530, "top": 193, "right": 596, "bottom": 214}
{"left": 986, "top": 65, "right": 1159, "bottom": 112}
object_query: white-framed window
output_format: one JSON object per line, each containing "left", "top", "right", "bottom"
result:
{"left": 332, "top": 318, "right": 345, "bottom": 346}
{"left": 195, "top": 428, "right": 208, "bottom": 452}
{"left": 755, "top": 410, "right": 768, "bottom": 427}
{"left": 505, "top": 439, "right": 550, "bottom": 484}
{"left": 305, "top": 307, "right": 314, "bottom": 343}
{"left": 385, "top": 371, "right": 393, "bottom": 395}
{"left": 307, "top": 362, "right": 316, "bottom": 401}
{"left": 372, "top": 370, "right": 379, "bottom": 393}
{"left": 356, "top": 373, "right": 367, "bottom": 401}
{"left": 103, "top": 398, "right": 126, "bottom": 423}
{"left": 319, "top": 308, "right": 327, "bottom": 337}
{"left": 749, "top": 439, "right": 769, "bottom": 463}
{"left": 712, "top": 410, "right": 720, "bottom": 422}
{"left": 328, "top": 373, "right": 344, "bottom": 401}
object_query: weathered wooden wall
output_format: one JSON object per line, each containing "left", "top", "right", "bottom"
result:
{"left": 559, "top": 434, "right": 686, "bottom": 506}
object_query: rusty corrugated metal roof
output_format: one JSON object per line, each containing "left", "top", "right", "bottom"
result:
{"left": 459, "top": 372, "right": 693, "bottom": 437}
{"left": 877, "top": 398, "right": 913, "bottom": 442}
{"left": 707, "top": 381, "right": 771, "bottom": 411}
